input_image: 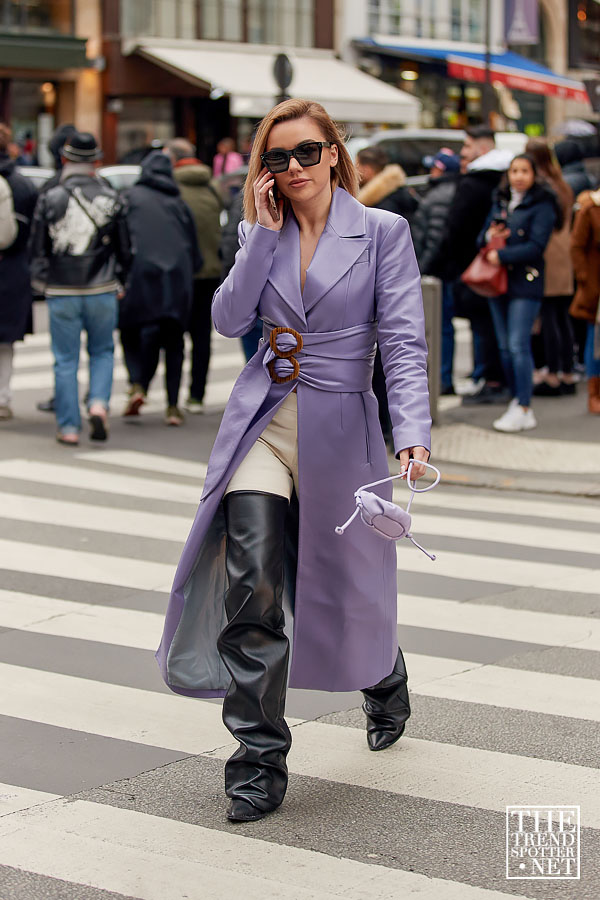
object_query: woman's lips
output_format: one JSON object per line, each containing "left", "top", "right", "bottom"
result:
{"left": 288, "top": 179, "right": 309, "bottom": 187}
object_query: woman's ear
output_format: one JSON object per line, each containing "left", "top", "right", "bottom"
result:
{"left": 330, "top": 143, "right": 339, "bottom": 167}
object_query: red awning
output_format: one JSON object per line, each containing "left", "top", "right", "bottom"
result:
{"left": 447, "top": 55, "right": 588, "bottom": 104}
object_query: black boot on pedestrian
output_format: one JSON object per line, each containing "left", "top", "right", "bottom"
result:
{"left": 361, "top": 648, "right": 411, "bottom": 751}
{"left": 218, "top": 490, "right": 292, "bottom": 822}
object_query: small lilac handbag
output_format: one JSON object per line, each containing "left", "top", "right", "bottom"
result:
{"left": 335, "top": 460, "right": 441, "bottom": 560}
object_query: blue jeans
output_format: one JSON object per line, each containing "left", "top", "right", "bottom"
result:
{"left": 441, "top": 281, "right": 455, "bottom": 388}
{"left": 488, "top": 296, "right": 541, "bottom": 407}
{"left": 48, "top": 293, "right": 118, "bottom": 434}
{"left": 585, "top": 322, "right": 600, "bottom": 377}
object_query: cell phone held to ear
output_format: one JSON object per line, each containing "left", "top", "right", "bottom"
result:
{"left": 268, "top": 184, "right": 280, "bottom": 222}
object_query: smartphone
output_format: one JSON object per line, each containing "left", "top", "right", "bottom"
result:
{"left": 268, "top": 183, "right": 280, "bottom": 222}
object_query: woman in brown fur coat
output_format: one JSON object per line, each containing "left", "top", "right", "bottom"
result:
{"left": 570, "top": 188, "right": 600, "bottom": 414}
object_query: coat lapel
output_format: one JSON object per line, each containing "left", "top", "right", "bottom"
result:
{"left": 266, "top": 214, "right": 307, "bottom": 328}
{"left": 265, "top": 188, "right": 370, "bottom": 322}
{"left": 302, "top": 188, "right": 371, "bottom": 315}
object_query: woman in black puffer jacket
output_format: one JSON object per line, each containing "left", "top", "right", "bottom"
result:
{"left": 479, "top": 154, "right": 559, "bottom": 433}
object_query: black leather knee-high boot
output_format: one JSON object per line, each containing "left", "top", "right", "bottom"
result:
{"left": 217, "top": 490, "right": 292, "bottom": 822}
{"left": 361, "top": 647, "right": 411, "bottom": 751}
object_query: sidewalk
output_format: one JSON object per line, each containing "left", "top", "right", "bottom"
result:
{"left": 430, "top": 322, "right": 600, "bottom": 498}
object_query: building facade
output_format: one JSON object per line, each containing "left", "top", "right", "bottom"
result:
{"left": 102, "top": 0, "right": 337, "bottom": 163}
{"left": 0, "top": 0, "right": 101, "bottom": 164}
{"left": 338, "top": 0, "right": 592, "bottom": 134}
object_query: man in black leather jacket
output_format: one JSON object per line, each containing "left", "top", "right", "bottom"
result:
{"left": 29, "top": 132, "right": 132, "bottom": 445}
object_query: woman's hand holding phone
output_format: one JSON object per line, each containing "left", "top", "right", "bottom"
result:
{"left": 254, "top": 169, "right": 283, "bottom": 231}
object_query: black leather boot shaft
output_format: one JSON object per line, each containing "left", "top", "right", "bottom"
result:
{"left": 217, "top": 490, "right": 292, "bottom": 814}
{"left": 361, "top": 647, "right": 411, "bottom": 751}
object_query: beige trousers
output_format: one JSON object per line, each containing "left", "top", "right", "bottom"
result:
{"left": 224, "top": 391, "right": 299, "bottom": 500}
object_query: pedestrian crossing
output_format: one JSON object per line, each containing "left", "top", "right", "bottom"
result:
{"left": 9, "top": 328, "right": 247, "bottom": 416}
{"left": 1, "top": 335, "right": 599, "bottom": 898}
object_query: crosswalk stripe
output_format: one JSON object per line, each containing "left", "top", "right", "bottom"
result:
{"left": 0, "top": 798, "right": 535, "bottom": 900}
{"left": 208, "top": 721, "right": 600, "bottom": 828}
{"left": 0, "top": 663, "right": 239, "bottom": 754}
{"left": 413, "top": 511, "right": 599, "bottom": 555}
{"left": 0, "top": 590, "right": 164, "bottom": 650}
{"left": 12, "top": 347, "right": 244, "bottom": 374}
{"left": 408, "top": 486, "right": 600, "bottom": 525}
{"left": 412, "top": 660, "right": 600, "bottom": 722}
{"left": 0, "top": 459, "right": 200, "bottom": 504}
{"left": 0, "top": 783, "right": 60, "bottom": 817}
{"left": 396, "top": 545, "right": 599, "bottom": 593}
{"left": 75, "top": 450, "right": 207, "bottom": 479}
{"left": 397, "top": 594, "right": 600, "bottom": 651}
{"left": 0, "top": 491, "right": 191, "bottom": 542}
{"left": 10, "top": 365, "right": 239, "bottom": 405}
{"left": 3, "top": 633, "right": 599, "bottom": 730}
{"left": 5, "top": 489, "right": 599, "bottom": 568}
{"left": 0, "top": 538, "right": 174, "bottom": 591}
{"left": 3, "top": 587, "right": 600, "bottom": 659}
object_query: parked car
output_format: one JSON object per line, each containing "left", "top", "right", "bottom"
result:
{"left": 97, "top": 164, "right": 141, "bottom": 190}
{"left": 16, "top": 166, "right": 54, "bottom": 190}
{"left": 345, "top": 128, "right": 528, "bottom": 176}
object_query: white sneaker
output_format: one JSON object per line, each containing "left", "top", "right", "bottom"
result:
{"left": 493, "top": 404, "right": 537, "bottom": 433}
{"left": 185, "top": 399, "right": 204, "bottom": 414}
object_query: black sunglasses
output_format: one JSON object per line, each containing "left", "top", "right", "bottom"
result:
{"left": 261, "top": 140, "right": 333, "bottom": 174}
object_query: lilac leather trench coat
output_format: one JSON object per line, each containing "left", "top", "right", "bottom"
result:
{"left": 156, "top": 186, "right": 431, "bottom": 697}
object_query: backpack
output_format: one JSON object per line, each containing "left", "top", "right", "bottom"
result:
{"left": 0, "top": 174, "right": 18, "bottom": 251}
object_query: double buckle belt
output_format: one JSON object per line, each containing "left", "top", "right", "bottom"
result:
{"left": 267, "top": 326, "right": 304, "bottom": 384}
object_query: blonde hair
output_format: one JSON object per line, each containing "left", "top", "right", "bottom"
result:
{"left": 243, "top": 98, "right": 359, "bottom": 223}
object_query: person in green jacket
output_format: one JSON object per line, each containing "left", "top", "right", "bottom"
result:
{"left": 166, "top": 139, "right": 224, "bottom": 413}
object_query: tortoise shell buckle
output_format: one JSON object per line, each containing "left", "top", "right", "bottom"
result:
{"left": 267, "top": 327, "right": 304, "bottom": 384}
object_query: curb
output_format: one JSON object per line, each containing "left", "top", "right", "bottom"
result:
{"left": 437, "top": 463, "right": 600, "bottom": 499}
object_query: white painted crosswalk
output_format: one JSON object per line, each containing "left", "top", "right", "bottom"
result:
{"left": 1, "top": 332, "right": 599, "bottom": 898}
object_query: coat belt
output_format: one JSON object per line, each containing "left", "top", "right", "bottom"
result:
{"left": 262, "top": 322, "right": 377, "bottom": 392}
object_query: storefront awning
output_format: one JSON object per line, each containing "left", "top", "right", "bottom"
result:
{"left": 356, "top": 38, "right": 589, "bottom": 105}
{"left": 124, "top": 39, "right": 421, "bottom": 124}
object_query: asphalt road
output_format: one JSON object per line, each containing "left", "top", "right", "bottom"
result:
{"left": 0, "top": 321, "right": 598, "bottom": 900}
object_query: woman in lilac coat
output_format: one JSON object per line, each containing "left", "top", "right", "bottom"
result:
{"left": 156, "top": 99, "right": 431, "bottom": 822}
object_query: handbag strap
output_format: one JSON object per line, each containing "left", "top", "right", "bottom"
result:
{"left": 334, "top": 460, "right": 441, "bottom": 536}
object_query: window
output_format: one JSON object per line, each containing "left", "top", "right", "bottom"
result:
{"left": 246, "top": 0, "right": 314, "bottom": 47}
{"left": 1, "top": 0, "right": 73, "bottom": 34}
{"left": 121, "top": 0, "right": 197, "bottom": 39}
{"left": 569, "top": 0, "right": 600, "bottom": 69}
{"left": 368, "top": 0, "right": 483, "bottom": 42}
{"left": 120, "top": 0, "right": 315, "bottom": 46}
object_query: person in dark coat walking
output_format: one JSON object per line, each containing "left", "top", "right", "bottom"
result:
{"left": 219, "top": 186, "right": 263, "bottom": 361}
{"left": 0, "top": 122, "right": 38, "bottom": 420}
{"left": 555, "top": 140, "right": 594, "bottom": 197}
{"left": 436, "top": 126, "right": 514, "bottom": 404}
{"left": 121, "top": 151, "right": 202, "bottom": 426}
{"left": 166, "top": 138, "right": 223, "bottom": 414}
{"left": 411, "top": 148, "right": 460, "bottom": 393}
{"left": 480, "top": 154, "right": 559, "bottom": 433}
